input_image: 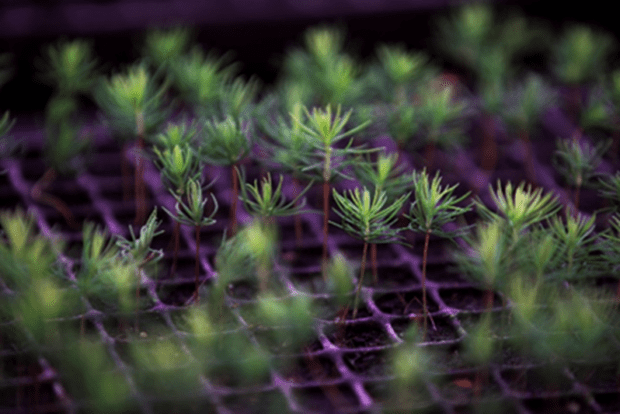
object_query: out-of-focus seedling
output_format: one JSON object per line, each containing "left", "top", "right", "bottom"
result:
{"left": 116, "top": 208, "right": 164, "bottom": 328}
{"left": 553, "top": 136, "right": 608, "bottom": 212}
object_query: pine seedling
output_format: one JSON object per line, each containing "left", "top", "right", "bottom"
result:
{"left": 553, "top": 136, "right": 608, "bottom": 211}
{"left": 354, "top": 150, "right": 410, "bottom": 281}
{"left": 199, "top": 115, "right": 251, "bottom": 236}
{"left": 0, "top": 208, "right": 63, "bottom": 291}
{"left": 94, "top": 64, "right": 168, "bottom": 224}
{"left": 221, "top": 76, "right": 260, "bottom": 122}
{"left": 326, "top": 252, "right": 355, "bottom": 307}
{"left": 168, "top": 48, "right": 237, "bottom": 114}
{"left": 475, "top": 180, "right": 560, "bottom": 242}
{"left": 152, "top": 122, "right": 202, "bottom": 278}
{"left": 598, "top": 171, "right": 620, "bottom": 212}
{"left": 238, "top": 166, "right": 313, "bottom": 230}
{"left": 377, "top": 44, "right": 430, "bottom": 105}
{"left": 163, "top": 178, "right": 218, "bottom": 302}
{"left": 547, "top": 208, "right": 597, "bottom": 282}
{"left": 257, "top": 101, "right": 314, "bottom": 245}
{"left": 456, "top": 219, "right": 508, "bottom": 313}
{"left": 504, "top": 74, "right": 557, "bottom": 184}
{"left": 255, "top": 293, "right": 315, "bottom": 353}
{"left": 293, "top": 104, "right": 373, "bottom": 278}
{"left": 390, "top": 325, "right": 435, "bottom": 410}
{"left": 143, "top": 26, "right": 193, "bottom": 72}
{"left": 406, "top": 169, "right": 471, "bottom": 334}
{"left": 75, "top": 222, "right": 138, "bottom": 318}
{"left": 597, "top": 214, "right": 620, "bottom": 301}
{"left": 116, "top": 208, "right": 164, "bottom": 328}
{"left": 34, "top": 39, "right": 98, "bottom": 228}
{"left": 462, "top": 313, "right": 494, "bottom": 399}
{"left": 331, "top": 186, "right": 409, "bottom": 318}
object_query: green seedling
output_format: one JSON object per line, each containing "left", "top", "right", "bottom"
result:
{"left": 255, "top": 293, "right": 315, "bottom": 353}
{"left": 417, "top": 82, "right": 466, "bottom": 168}
{"left": 257, "top": 101, "right": 315, "bottom": 245}
{"left": 406, "top": 169, "right": 471, "bottom": 334}
{"left": 462, "top": 313, "right": 494, "bottom": 399}
{"left": 0, "top": 110, "right": 17, "bottom": 174}
{"left": 221, "top": 76, "right": 260, "bottom": 122}
{"left": 152, "top": 122, "right": 202, "bottom": 278}
{"left": 0, "top": 208, "right": 63, "bottom": 291}
{"left": 293, "top": 104, "right": 373, "bottom": 278}
{"left": 238, "top": 166, "right": 313, "bottom": 229}
{"left": 377, "top": 43, "right": 430, "bottom": 105}
{"left": 281, "top": 26, "right": 362, "bottom": 106}
{"left": 55, "top": 338, "right": 133, "bottom": 414}
{"left": 331, "top": 186, "right": 409, "bottom": 318}
{"left": 553, "top": 136, "right": 608, "bottom": 212}
{"left": 504, "top": 74, "right": 557, "bottom": 184}
{"left": 598, "top": 214, "right": 620, "bottom": 301}
{"left": 547, "top": 208, "right": 597, "bottom": 282}
{"left": 199, "top": 115, "right": 251, "bottom": 236}
{"left": 390, "top": 325, "right": 435, "bottom": 410}
{"left": 475, "top": 180, "right": 560, "bottom": 242}
{"left": 163, "top": 178, "right": 218, "bottom": 301}
{"left": 168, "top": 48, "right": 237, "bottom": 114}
{"left": 116, "top": 208, "right": 164, "bottom": 328}
{"left": 33, "top": 39, "right": 98, "bottom": 229}
{"left": 553, "top": 25, "right": 614, "bottom": 121}
{"left": 325, "top": 252, "right": 355, "bottom": 307}
{"left": 354, "top": 150, "right": 410, "bottom": 281}
{"left": 456, "top": 219, "right": 508, "bottom": 313}
{"left": 94, "top": 64, "right": 168, "bottom": 224}
{"left": 142, "top": 26, "right": 193, "bottom": 72}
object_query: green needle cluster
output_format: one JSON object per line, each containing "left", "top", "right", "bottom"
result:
{"left": 163, "top": 178, "right": 218, "bottom": 228}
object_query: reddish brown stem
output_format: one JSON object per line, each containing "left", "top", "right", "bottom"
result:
{"left": 135, "top": 268, "right": 141, "bottom": 332}
{"left": 134, "top": 135, "right": 146, "bottom": 226}
{"left": 424, "top": 142, "right": 436, "bottom": 170}
{"left": 121, "top": 142, "right": 132, "bottom": 202}
{"left": 422, "top": 229, "right": 431, "bottom": 337}
{"left": 352, "top": 241, "right": 368, "bottom": 319}
{"left": 371, "top": 243, "right": 378, "bottom": 285}
{"left": 519, "top": 130, "right": 537, "bottom": 186}
{"left": 230, "top": 163, "right": 239, "bottom": 237}
{"left": 292, "top": 176, "right": 303, "bottom": 247}
{"left": 321, "top": 180, "right": 330, "bottom": 281}
{"left": 484, "top": 288, "right": 494, "bottom": 313}
{"left": 194, "top": 225, "right": 200, "bottom": 303}
{"left": 170, "top": 220, "right": 181, "bottom": 279}
{"left": 31, "top": 168, "right": 79, "bottom": 230}
{"left": 480, "top": 115, "right": 498, "bottom": 172}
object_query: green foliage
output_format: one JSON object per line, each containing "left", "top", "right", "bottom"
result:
{"left": 326, "top": 252, "right": 355, "bottom": 306}
{"left": 281, "top": 26, "right": 363, "bottom": 106}
{"left": 332, "top": 186, "right": 409, "bottom": 245}
{"left": 238, "top": 167, "right": 313, "bottom": 222}
{"left": 406, "top": 169, "right": 471, "bottom": 238}
{"left": 553, "top": 137, "right": 608, "bottom": 188}
{"left": 163, "top": 178, "right": 218, "bottom": 228}
{"left": 547, "top": 209, "right": 597, "bottom": 281}
{"left": 504, "top": 73, "right": 557, "bottom": 134}
{"left": 475, "top": 180, "right": 559, "bottom": 240}
{"left": 294, "top": 104, "right": 372, "bottom": 182}
{"left": 377, "top": 44, "right": 430, "bottom": 88}
{"left": 116, "top": 208, "right": 164, "bottom": 267}
{"left": 553, "top": 25, "right": 614, "bottom": 84}
{"left": 39, "top": 39, "right": 98, "bottom": 96}
{"left": 0, "top": 208, "right": 63, "bottom": 290}
{"left": 168, "top": 48, "right": 237, "bottom": 111}
{"left": 353, "top": 151, "right": 410, "bottom": 202}
{"left": 143, "top": 26, "right": 193, "bottom": 70}
{"left": 199, "top": 115, "right": 251, "bottom": 165}
{"left": 153, "top": 143, "right": 201, "bottom": 195}
{"left": 94, "top": 64, "right": 168, "bottom": 139}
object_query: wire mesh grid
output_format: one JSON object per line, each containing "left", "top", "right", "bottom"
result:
{"left": 1, "top": 106, "right": 619, "bottom": 414}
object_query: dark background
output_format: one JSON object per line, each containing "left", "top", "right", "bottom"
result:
{"left": 0, "top": 0, "right": 616, "bottom": 114}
